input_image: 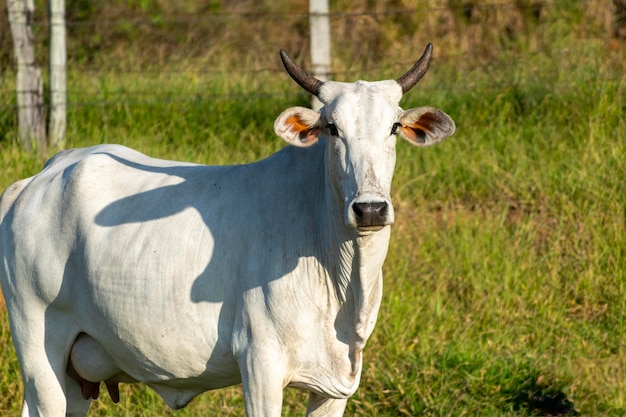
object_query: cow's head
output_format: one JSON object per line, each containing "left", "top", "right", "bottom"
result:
{"left": 274, "top": 43, "right": 455, "bottom": 232}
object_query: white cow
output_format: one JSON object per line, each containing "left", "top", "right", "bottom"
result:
{"left": 0, "top": 43, "right": 455, "bottom": 417}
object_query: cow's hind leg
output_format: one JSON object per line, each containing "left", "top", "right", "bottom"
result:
{"left": 7, "top": 304, "right": 88, "bottom": 417}
{"left": 306, "top": 393, "right": 347, "bottom": 417}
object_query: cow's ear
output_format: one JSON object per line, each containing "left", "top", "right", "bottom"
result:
{"left": 274, "top": 107, "right": 323, "bottom": 147}
{"left": 397, "top": 106, "right": 455, "bottom": 147}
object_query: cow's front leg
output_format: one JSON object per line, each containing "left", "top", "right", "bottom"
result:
{"left": 306, "top": 393, "right": 347, "bottom": 417}
{"left": 237, "top": 345, "right": 285, "bottom": 417}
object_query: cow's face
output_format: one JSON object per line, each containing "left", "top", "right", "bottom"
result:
{"left": 274, "top": 45, "right": 455, "bottom": 232}
{"left": 274, "top": 79, "right": 455, "bottom": 232}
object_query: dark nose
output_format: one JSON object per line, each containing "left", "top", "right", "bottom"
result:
{"left": 352, "top": 201, "right": 389, "bottom": 227}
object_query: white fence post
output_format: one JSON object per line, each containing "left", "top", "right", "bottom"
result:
{"left": 49, "top": 0, "right": 67, "bottom": 149}
{"left": 309, "top": 0, "right": 331, "bottom": 110}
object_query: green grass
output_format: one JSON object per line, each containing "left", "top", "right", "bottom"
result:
{"left": 1, "top": 7, "right": 625, "bottom": 416}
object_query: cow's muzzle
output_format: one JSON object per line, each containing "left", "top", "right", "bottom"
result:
{"left": 348, "top": 198, "right": 394, "bottom": 230}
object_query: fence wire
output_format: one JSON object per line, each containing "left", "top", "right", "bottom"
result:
{"left": 1, "top": 72, "right": 624, "bottom": 112}
{"left": 1, "top": 1, "right": 624, "bottom": 113}
{"left": 35, "top": 2, "right": 550, "bottom": 28}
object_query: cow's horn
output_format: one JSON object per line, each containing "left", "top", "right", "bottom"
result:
{"left": 396, "top": 43, "right": 433, "bottom": 94}
{"left": 279, "top": 50, "right": 323, "bottom": 97}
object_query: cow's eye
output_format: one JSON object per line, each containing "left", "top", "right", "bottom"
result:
{"left": 391, "top": 122, "right": 402, "bottom": 135}
{"left": 327, "top": 124, "right": 338, "bottom": 136}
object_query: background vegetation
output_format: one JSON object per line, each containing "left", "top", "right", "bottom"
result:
{"left": 1, "top": 0, "right": 625, "bottom": 415}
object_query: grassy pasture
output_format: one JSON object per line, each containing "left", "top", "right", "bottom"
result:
{"left": 1, "top": 2, "right": 626, "bottom": 416}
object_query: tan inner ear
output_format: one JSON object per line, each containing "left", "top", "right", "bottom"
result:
{"left": 399, "top": 123, "right": 428, "bottom": 143}
{"left": 286, "top": 114, "right": 320, "bottom": 144}
{"left": 286, "top": 114, "right": 310, "bottom": 133}
{"left": 407, "top": 122, "right": 428, "bottom": 132}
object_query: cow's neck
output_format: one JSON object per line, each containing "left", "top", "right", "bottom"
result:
{"left": 328, "top": 227, "right": 389, "bottom": 339}
{"left": 321, "top": 172, "right": 390, "bottom": 358}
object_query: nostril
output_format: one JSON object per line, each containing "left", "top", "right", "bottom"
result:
{"left": 352, "top": 203, "right": 364, "bottom": 217}
{"left": 352, "top": 201, "right": 388, "bottom": 227}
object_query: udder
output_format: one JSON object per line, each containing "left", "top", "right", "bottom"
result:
{"left": 67, "top": 333, "right": 134, "bottom": 403}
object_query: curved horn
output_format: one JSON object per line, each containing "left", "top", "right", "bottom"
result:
{"left": 279, "top": 50, "right": 323, "bottom": 97}
{"left": 396, "top": 43, "right": 434, "bottom": 94}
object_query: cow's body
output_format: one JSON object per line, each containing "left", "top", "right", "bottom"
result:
{"left": 0, "top": 45, "right": 455, "bottom": 416}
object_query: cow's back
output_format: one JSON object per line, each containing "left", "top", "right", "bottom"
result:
{"left": 2, "top": 145, "right": 194, "bottom": 303}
